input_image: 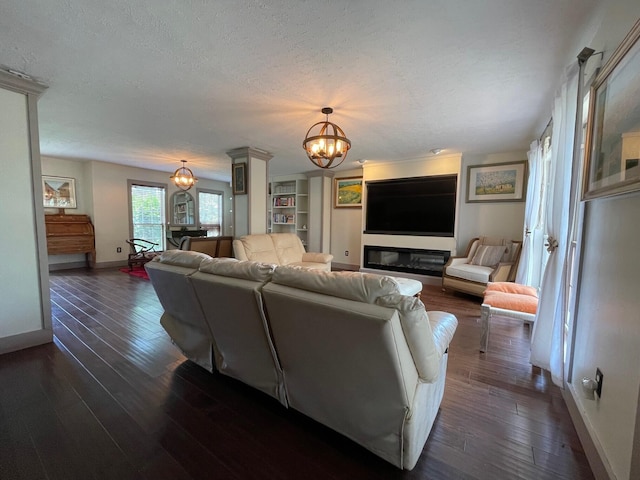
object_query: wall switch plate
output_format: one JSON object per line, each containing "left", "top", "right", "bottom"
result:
{"left": 595, "top": 368, "right": 603, "bottom": 398}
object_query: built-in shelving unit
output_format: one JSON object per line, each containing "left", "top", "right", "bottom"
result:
{"left": 268, "top": 177, "right": 308, "bottom": 246}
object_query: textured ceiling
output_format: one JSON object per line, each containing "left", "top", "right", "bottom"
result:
{"left": 1, "top": 0, "right": 599, "bottom": 181}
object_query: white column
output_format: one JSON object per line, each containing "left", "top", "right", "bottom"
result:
{"left": 0, "top": 70, "right": 51, "bottom": 354}
{"left": 226, "top": 147, "right": 273, "bottom": 237}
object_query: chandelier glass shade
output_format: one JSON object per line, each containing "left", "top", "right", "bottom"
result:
{"left": 170, "top": 160, "right": 198, "bottom": 191}
{"left": 303, "top": 107, "right": 351, "bottom": 169}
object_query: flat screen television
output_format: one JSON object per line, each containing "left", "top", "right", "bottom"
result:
{"left": 365, "top": 174, "right": 457, "bottom": 236}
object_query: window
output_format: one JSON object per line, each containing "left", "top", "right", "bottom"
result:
{"left": 198, "top": 189, "right": 223, "bottom": 236}
{"left": 129, "top": 182, "right": 166, "bottom": 249}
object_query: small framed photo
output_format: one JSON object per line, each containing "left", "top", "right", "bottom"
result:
{"left": 466, "top": 161, "right": 527, "bottom": 203}
{"left": 583, "top": 19, "right": 640, "bottom": 199}
{"left": 334, "top": 176, "right": 363, "bottom": 208}
{"left": 232, "top": 162, "right": 247, "bottom": 195}
{"left": 42, "top": 175, "right": 77, "bottom": 208}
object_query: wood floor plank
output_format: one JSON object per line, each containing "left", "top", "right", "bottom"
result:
{"left": 0, "top": 269, "right": 593, "bottom": 479}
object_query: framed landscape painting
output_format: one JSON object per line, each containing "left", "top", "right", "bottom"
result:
{"left": 334, "top": 177, "right": 363, "bottom": 208}
{"left": 42, "top": 175, "right": 77, "bottom": 208}
{"left": 466, "top": 161, "right": 527, "bottom": 203}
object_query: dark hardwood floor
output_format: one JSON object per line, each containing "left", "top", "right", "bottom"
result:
{"left": 0, "top": 268, "right": 593, "bottom": 479}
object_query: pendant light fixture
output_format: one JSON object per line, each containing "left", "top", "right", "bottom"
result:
{"left": 303, "top": 107, "right": 351, "bottom": 169}
{"left": 170, "top": 160, "right": 198, "bottom": 191}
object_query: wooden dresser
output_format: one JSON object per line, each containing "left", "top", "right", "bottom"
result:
{"left": 44, "top": 213, "right": 96, "bottom": 267}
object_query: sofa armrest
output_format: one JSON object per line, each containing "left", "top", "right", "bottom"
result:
{"left": 489, "top": 262, "right": 514, "bottom": 282}
{"left": 426, "top": 311, "right": 458, "bottom": 358}
{"left": 302, "top": 252, "right": 334, "bottom": 264}
{"left": 232, "top": 239, "right": 249, "bottom": 261}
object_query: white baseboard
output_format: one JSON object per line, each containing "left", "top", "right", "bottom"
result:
{"left": 563, "top": 383, "right": 614, "bottom": 480}
{"left": 0, "top": 328, "right": 53, "bottom": 355}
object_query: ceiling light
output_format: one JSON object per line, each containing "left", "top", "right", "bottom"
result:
{"left": 303, "top": 107, "right": 351, "bottom": 169}
{"left": 170, "top": 160, "right": 198, "bottom": 191}
{"left": 430, "top": 148, "right": 443, "bottom": 155}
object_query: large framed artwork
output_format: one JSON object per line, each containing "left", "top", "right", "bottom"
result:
{"left": 334, "top": 176, "right": 363, "bottom": 208}
{"left": 232, "top": 162, "right": 247, "bottom": 195}
{"left": 583, "top": 19, "right": 640, "bottom": 200}
{"left": 466, "top": 161, "right": 527, "bottom": 203}
{"left": 42, "top": 175, "right": 77, "bottom": 208}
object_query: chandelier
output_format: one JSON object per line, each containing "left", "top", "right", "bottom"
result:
{"left": 303, "top": 107, "right": 351, "bottom": 169}
{"left": 170, "top": 160, "right": 198, "bottom": 191}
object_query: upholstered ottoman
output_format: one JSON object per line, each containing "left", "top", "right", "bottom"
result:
{"left": 480, "top": 282, "right": 538, "bottom": 352}
{"left": 390, "top": 276, "right": 423, "bottom": 299}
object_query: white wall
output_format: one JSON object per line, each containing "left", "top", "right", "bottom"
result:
{"left": 566, "top": 4, "right": 640, "bottom": 479}
{"left": 330, "top": 167, "right": 364, "bottom": 267}
{"left": 0, "top": 74, "right": 51, "bottom": 354}
{"left": 459, "top": 152, "right": 527, "bottom": 250}
{"left": 572, "top": 192, "right": 640, "bottom": 480}
{"left": 0, "top": 88, "right": 44, "bottom": 338}
{"left": 330, "top": 153, "right": 526, "bottom": 270}
{"left": 41, "top": 156, "right": 233, "bottom": 267}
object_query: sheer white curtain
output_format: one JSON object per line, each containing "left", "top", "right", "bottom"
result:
{"left": 516, "top": 140, "right": 547, "bottom": 287}
{"left": 530, "top": 63, "right": 579, "bottom": 386}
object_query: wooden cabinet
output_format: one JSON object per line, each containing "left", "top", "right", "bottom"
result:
{"left": 45, "top": 213, "right": 96, "bottom": 267}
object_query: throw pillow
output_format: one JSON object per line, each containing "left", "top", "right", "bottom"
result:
{"left": 470, "top": 245, "right": 506, "bottom": 267}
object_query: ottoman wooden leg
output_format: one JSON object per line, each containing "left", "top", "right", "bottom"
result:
{"left": 480, "top": 304, "right": 491, "bottom": 353}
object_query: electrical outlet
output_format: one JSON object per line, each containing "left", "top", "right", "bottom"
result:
{"left": 595, "top": 368, "right": 603, "bottom": 398}
{"left": 117, "top": 247, "right": 122, "bottom": 253}
{"left": 344, "top": 250, "right": 349, "bottom": 256}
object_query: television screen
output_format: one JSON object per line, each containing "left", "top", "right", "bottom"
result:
{"left": 365, "top": 175, "right": 457, "bottom": 236}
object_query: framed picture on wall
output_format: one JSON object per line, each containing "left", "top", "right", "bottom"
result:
{"left": 466, "top": 161, "right": 527, "bottom": 203}
{"left": 334, "top": 176, "right": 363, "bottom": 208}
{"left": 42, "top": 175, "right": 77, "bottom": 208}
{"left": 232, "top": 162, "right": 247, "bottom": 195}
{"left": 582, "top": 19, "right": 640, "bottom": 200}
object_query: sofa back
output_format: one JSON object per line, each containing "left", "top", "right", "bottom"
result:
{"left": 232, "top": 233, "right": 305, "bottom": 265}
{"left": 261, "top": 266, "right": 447, "bottom": 466}
{"left": 145, "top": 250, "right": 217, "bottom": 372}
{"left": 232, "top": 234, "right": 280, "bottom": 263}
{"left": 189, "top": 258, "right": 286, "bottom": 405}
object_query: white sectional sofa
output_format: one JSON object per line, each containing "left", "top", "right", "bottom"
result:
{"left": 145, "top": 250, "right": 458, "bottom": 470}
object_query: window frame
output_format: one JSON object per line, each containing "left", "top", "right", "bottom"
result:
{"left": 127, "top": 180, "right": 168, "bottom": 250}
{"left": 196, "top": 188, "right": 224, "bottom": 237}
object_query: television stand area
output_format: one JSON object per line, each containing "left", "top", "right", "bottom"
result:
{"left": 361, "top": 245, "right": 450, "bottom": 286}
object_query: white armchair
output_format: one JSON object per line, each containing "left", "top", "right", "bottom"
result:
{"left": 442, "top": 237, "right": 522, "bottom": 297}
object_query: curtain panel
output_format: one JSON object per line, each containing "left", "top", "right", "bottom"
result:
{"left": 530, "top": 63, "right": 579, "bottom": 386}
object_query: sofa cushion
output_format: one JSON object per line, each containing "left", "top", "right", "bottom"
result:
{"left": 272, "top": 266, "right": 401, "bottom": 304}
{"left": 485, "top": 281, "right": 538, "bottom": 297}
{"left": 199, "top": 257, "right": 276, "bottom": 282}
{"left": 271, "top": 233, "right": 305, "bottom": 265}
{"left": 236, "top": 234, "right": 280, "bottom": 264}
{"left": 153, "top": 249, "right": 212, "bottom": 268}
{"left": 470, "top": 245, "right": 506, "bottom": 267}
{"left": 445, "top": 263, "right": 493, "bottom": 283}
